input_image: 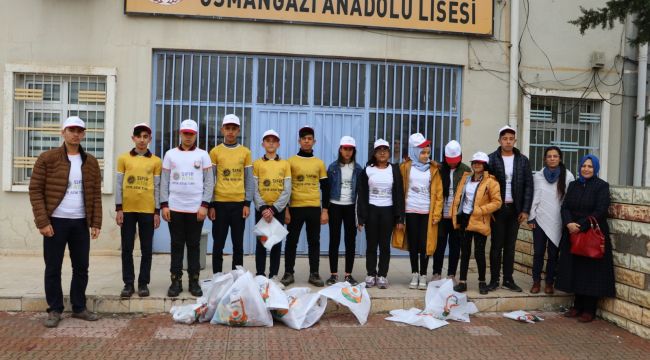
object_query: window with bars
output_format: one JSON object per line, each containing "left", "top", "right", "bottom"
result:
{"left": 528, "top": 96, "right": 602, "bottom": 176}
{"left": 11, "top": 73, "right": 107, "bottom": 185}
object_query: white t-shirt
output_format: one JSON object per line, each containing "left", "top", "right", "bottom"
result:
{"left": 443, "top": 168, "right": 456, "bottom": 218}
{"left": 367, "top": 165, "right": 393, "bottom": 207}
{"left": 52, "top": 154, "right": 86, "bottom": 219}
{"left": 331, "top": 163, "right": 355, "bottom": 206}
{"left": 406, "top": 167, "right": 431, "bottom": 213}
{"left": 163, "top": 148, "right": 212, "bottom": 213}
{"left": 462, "top": 180, "right": 480, "bottom": 215}
{"left": 503, "top": 155, "right": 514, "bottom": 203}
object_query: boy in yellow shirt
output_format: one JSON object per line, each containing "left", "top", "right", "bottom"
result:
{"left": 253, "top": 130, "right": 291, "bottom": 286}
{"left": 115, "top": 123, "right": 162, "bottom": 298}
{"left": 208, "top": 114, "right": 253, "bottom": 273}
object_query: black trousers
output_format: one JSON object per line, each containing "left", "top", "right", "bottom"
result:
{"left": 459, "top": 230, "right": 487, "bottom": 282}
{"left": 43, "top": 217, "right": 90, "bottom": 314}
{"left": 255, "top": 209, "right": 285, "bottom": 277}
{"left": 490, "top": 204, "right": 519, "bottom": 283}
{"left": 406, "top": 213, "right": 429, "bottom": 275}
{"left": 365, "top": 205, "right": 394, "bottom": 277}
{"left": 169, "top": 211, "right": 204, "bottom": 277}
{"left": 574, "top": 294, "right": 599, "bottom": 316}
{"left": 121, "top": 212, "right": 154, "bottom": 286}
{"left": 432, "top": 218, "right": 461, "bottom": 276}
{"left": 212, "top": 202, "right": 246, "bottom": 274}
{"left": 532, "top": 225, "right": 559, "bottom": 284}
{"left": 328, "top": 203, "right": 357, "bottom": 274}
{"left": 285, "top": 207, "right": 321, "bottom": 274}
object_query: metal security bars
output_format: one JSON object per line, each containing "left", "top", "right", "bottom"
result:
{"left": 529, "top": 96, "right": 602, "bottom": 175}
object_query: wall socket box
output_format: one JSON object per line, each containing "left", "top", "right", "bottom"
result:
{"left": 591, "top": 51, "right": 606, "bottom": 69}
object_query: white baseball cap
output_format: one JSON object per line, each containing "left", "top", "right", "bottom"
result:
{"left": 340, "top": 136, "right": 356, "bottom": 147}
{"left": 133, "top": 122, "right": 152, "bottom": 134}
{"left": 471, "top": 151, "right": 489, "bottom": 164}
{"left": 61, "top": 116, "right": 85, "bottom": 130}
{"left": 445, "top": 140, "right": 462, "bottom": 162}
{"left": 262, "top": 129, "right": 280, "bottom": 141}
{"left": 180, "top": 119, "right": 198, "bottom": 134}
{"left": 298, "top": 125, "right": 314, "bottom": 137}
{"left": 374, "top": 139, "right": 390, "bottom": 149}
{"left": 222, "top": 114, "right": 240, "bottom": 127}
{"left": 498, "top": 125, "right": 516, "bottom": 137}
{"left": 408, "top": 133, "right": 431, "bottom": 148}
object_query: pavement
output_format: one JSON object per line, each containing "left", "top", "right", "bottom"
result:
{"left": 0, "top": 254, "right": 572, "bottom": 314}
{"left": 0, "top": 311, "right": 649, "bottom": 359}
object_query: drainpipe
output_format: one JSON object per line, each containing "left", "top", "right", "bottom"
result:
{"left": 508, "top": 0, "right": 520, "bottom": 129}
{"left": 633, "top": 43, "right": 647, "bottom": 186}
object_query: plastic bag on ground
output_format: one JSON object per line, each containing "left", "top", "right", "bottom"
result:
{"left": 424, "top": 279, "right": 478, "bottom": 322}
{"left": 503, "top": 310, "right": 544, "bottom": 323}
{"left": 253, "top": 217, "right": 288, "bottom": 250}
{"left": 319, "top": 281, "right": 371, "bottom": 325}
{"left": 255, "top": 275, "right": 289, "bottom": 310}
{"left": 170, "top": 303, "right": 208, "bottom": 324}
{"left": 272, "top": 287, "right": 327, "bottom": 330}
{"left": 385, "top": 308, "right": 448, "bottom": 330}
{"left": 197, "top": 272, "right": 234, "bottom": 323}
{"left": 211, "top": 271, "right": 274, "bottom": 327}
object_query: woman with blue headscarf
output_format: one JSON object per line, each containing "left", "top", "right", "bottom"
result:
{"left": 556, "top": 154, "right": 615, "bottom": 323}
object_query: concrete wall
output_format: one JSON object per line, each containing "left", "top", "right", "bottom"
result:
{"left": 0, "top": 0, "right": 626, "bottom": 251}
{"left": 515, "top": 186, "right": 650, "bottom": 339}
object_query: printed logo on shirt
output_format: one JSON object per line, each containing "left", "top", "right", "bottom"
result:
{"left": 67, "top": 179, "right": 83, "bottom": 195}
{"left": 193, "top": 160, "right": 201, "bottom": 169}
{"left": 173, "top": 172, "right": 180, "bottom": 181}
{"left": 223, "top": 169, "right": 231, "bottom": 177}
{"left": 127, "top": 176, "right": 136, "bottom": 184}
{"left": 410, "top": 185, "right": 429, "bottom": 194}
{"left": 370, "top": 187, "right": 392, "bottom": 197}
{"left": 296, "top": 175, "right": 304, "bottom": 182}
{"left": 263, "top": 179, "right": 271, "bottom": 187}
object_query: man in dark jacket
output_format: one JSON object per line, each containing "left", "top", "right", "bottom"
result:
{"left": 487, "top": 125, "right": 533, "bottom": 292}
{"left": 29, "top": 116, "right": 102, "bottom": 328}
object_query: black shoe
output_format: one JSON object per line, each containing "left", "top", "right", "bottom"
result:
{"left": 137, "top": 284, "right": 150, "bottom": 297}
{"left": 189, "top": 274, "right": 203, "bottom": 297}
{"left": 280, "top": 273, "right": 295, "bottom": 287}
{"left": 479, "top": 282, "right": 488, "bottom": 295}
{"left": 308, "top": 273, "right": 325, "bottom": 287}
{"left": 487, "top": 280, "right": 500, "bottom": 291}
{"left": 167, "top": 275, "right": 182, "bottom": 297}
{"left": 502, "top": 279, "right": 523, "bottom": 292}
{"left": 120, "top": 283, "right": 135, "bottom": 298}
{"left": 453, "top": 282, "right": 467, "bottom": 292}
{"left": 344, "top": 275, "right": 358, "bottom": 286}
{"left": 44, "top": 311, "right": 61, "bottom": 328}
{"left": 326, "top": 274, "right": 338, "bottom": 286}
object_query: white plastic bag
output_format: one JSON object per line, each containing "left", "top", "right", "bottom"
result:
{"left": 170, "top": 303, "right": 208, "bottom": 324}
{"left": 385, "top": 308, "right": 448, "bottom": 330}
{"left": 255, "top": 275, "right": 289, "bottom": 310}
{"left": 197, "top": 272, "right": 234, "bottom": 323}
{"left": 503, "top": 310, "right": 544, "bottom": 323}
{"left": 272, "top": 287, "right": 327, "bottom": 330}
{"left": 253, "top": 217, "right": 288, "bottom": 250}
{"left": 211, "top": 271, "right": 274, "bottom": 327}
{"left": 424, "top": 279, "right": 478, "bottom": 322}
{"left": 319, "top": 282, "right": 371, "bottom": 325}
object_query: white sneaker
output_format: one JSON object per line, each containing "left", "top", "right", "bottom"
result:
{"left": 270, "top": 275, "right": 285, "bottom": 290}
{"left": 409, "top": 273, "right": 419, "bottom": 289}
{"left": 418, "top": 275, "right": 428, "bottom": 290}
{"left": 377, "top": 276, "right": 389, "bottom": 289}
{"left": 365, "top": 275, "right": 376, "bottom": 288}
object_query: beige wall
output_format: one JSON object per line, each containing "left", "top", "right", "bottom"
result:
{"left": 0, "top": 0, "right": 624, "bottom": 251}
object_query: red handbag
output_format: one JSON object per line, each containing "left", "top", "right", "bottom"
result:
{"left": 569, "top": 216, "right": 605, "bottom": 259}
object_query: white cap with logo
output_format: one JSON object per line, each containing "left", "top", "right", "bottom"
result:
{"left": 471, "top": 151, "right": 489, "bottom": 163}
{"left": 61, "top": 116, "right": 85, "bottom": 130}
{"left": 445, "top": 140, "right": 462, "bottom": 159}
{"left": 180, "top": 119, "right": 198, "bottom": 134}
{"left": 262, "top": 129, "right": 280, "bottom": 141}
{"left": 340, "top": 136, "right": 356, "bottom": 147}
{"left": 222, "top": 114, "right": 240, "bottom": 126}
{"left": 374, "top": 139, "right": 390, "bottom": 149}
{"left": 408, "top": 133, "right": 431, "bottom": 148}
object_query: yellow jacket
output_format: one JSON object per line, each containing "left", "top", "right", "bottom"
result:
{"left": 392, "top": 160, "right": 443, "bottom": 255}
{"left": 451, "top": 171, "right": 502, "bottom": 236}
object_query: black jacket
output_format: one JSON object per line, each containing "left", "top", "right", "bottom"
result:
{"left": 440, "top": 162, "right": 471, "bottom": 198}
{"left": 488, "top": 147, "right": 533, "bottom": 214}
{"left": 356, "top": 163, "right": 405, "bottom": 226}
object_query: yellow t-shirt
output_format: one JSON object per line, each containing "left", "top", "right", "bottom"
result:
{"left": 209, "top": 144, "right": 252, "bottom": 202}
{"left": 288, "top": 155, "right": 327, "bottom": 207}
{"left": 117, "top": 151, "right": 162, "bottom": 213}
{"left": 253, "top": 157, "right": 291, "bottom": 205}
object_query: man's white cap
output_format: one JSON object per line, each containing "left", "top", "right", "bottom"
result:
{"left": 498, "top": 125, "right": 516, "bottom": 137}
{"left": 445, "top": 140, "right": 462, "bottom": 162}
{"left": 61, "top": 116, "right": 85, "bottom": 130}
{"left": 262, "top": 129, "right": 280, "bottom": 141}
{"left": 408, "top": 133, "right": 431, "bottom": 148}
{"left": 340, "top": 136, "right": 356, "bottom": 147}
{"left": 222, "top": 114, "right": 240, "bottom": 127}
{"left": 179, "top": 119, "right": 198, "bottom": 134}
{"left": 133, "top": 122, "right": 152, "bottom": 133}
{"left": 471, "top": 151, "right": 489, "bottom": 163}
{"left": 374, "top": 138, "right": 390, "bottom": 149}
